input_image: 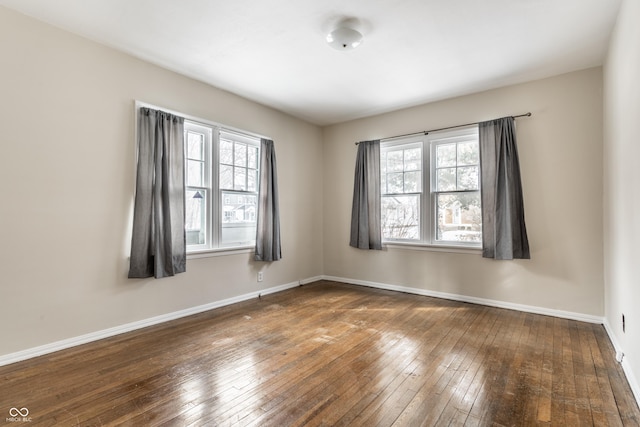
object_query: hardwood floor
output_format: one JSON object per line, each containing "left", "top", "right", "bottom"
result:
{"left": 1, "top": 280, "right": 639, "bottom": 426}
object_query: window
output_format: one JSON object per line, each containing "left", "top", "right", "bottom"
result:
{"left": 184, "top": 120, "right": 260, "bottom": 252}
{"left": 381, "top": 126, "right": 481, "bottom": 247}
{"left": 381, "top": 142, "right": 422, "bottom": 240}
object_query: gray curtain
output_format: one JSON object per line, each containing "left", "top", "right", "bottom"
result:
{"left": 128, "top": 108, "right": 186, "bottom": 278}
{"left": 479, "top": 117, "right": 530, "bottom": 259}
{"left": 255, "top": 138, "right": 282, "bottom": 261}
{"left": 350, "top": 140, "right": 382, "bottom": 250}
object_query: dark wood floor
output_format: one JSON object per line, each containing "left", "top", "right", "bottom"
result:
{"left": 1, "top": 281, "right": 639, "bottom": 426}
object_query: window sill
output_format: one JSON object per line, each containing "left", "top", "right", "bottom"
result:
{"left": 187, "top": 246, "right": 254, "bottom": 259}
{"left": 383, "top": 241, "right": 482, "bottom": 255}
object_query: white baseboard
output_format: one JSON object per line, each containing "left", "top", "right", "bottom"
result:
{"left": 300, "top": 275, "right": 324, "bottom": 285}
{"left": 321, "top": 275, "right": 604, "bottom": 324}
{"left": 0, "top": 280, "right": 301, "bottom": 367}
{"left": 603, "top": 320, "right": 640, "bottom": 406}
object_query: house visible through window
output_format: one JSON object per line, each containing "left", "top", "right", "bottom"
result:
{"left": 184, "top": 120, "right": 260, "bottom": 252}
{"left": 381, "top": 126, "right": 481, "bottom": 247}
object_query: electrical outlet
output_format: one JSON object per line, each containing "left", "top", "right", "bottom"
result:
{"left": 622, "top": 313, "right": 625, "bottom": 333}
{"left": 257, "top": 272, "right": 263, "bottom": 282}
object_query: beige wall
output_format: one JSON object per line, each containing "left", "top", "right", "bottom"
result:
{"left": 323, "top": 68, "right": 604, "bottom": 316}
{"left": 604, "top": 0, "right": 640, "bottom": 399}
{"left": 0, "top": 7, "right": 324, "bottom": 356}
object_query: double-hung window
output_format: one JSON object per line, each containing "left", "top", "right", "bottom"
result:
{"left": 381, "top": 141, "right": 423, "bottom": 240}
{"left": 184, "top": 120, "right": 260, "bottom": 252}
{"left": 381, "top": 126, "right": 481, "bottom": 248}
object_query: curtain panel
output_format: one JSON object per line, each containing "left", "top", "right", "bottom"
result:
{"left": 479, "top": 117, "right": 530, "bottom": 260}
{"left": 350, "top": 140, "right": 382, "bottom": 250}
{"left": 128, "top": 107, "right": 186, "bottom": 278}
{"left": 255, "top": 138, "right": 282, "bottom": 261}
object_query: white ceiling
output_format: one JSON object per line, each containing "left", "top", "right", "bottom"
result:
{"left": 0, "top": 0, "right": 621, "bottom": 126}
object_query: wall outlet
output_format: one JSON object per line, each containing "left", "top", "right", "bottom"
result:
{"left": 257, "top": 272, "right": 264, "bottom": 282}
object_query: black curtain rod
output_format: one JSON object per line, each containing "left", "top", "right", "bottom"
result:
{"left": 355, "top": 112, "right": 532, "bottom": 145}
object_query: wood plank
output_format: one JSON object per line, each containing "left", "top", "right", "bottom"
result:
{"left": 549, "top": 317, "right": 567, "bottom": 425}
{"left": 536, "top": 316, "right": 554, "bottom": 423}
{"left": 518, "top": 312, "right": 542, "bottom": 425}
{"left": 472, "top": 308, "right": 525, "bottom": 425}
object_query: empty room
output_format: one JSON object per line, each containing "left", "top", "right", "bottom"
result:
{"left": 0, "top": 0, "right": 639, "bottom": 425}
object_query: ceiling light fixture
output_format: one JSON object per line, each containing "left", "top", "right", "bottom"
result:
{"left": 326, "top": 26, "right": 363, "bottom": 51}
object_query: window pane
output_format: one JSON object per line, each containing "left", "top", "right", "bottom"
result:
{"left": 381, "top": 151, "right": 388, "bottom": 175}
{"left": 220, "top": 164, "right": 233, "bottom": 190}
{"left": 404, "top": 148, "right": 421, "bottom": 171}
{"left": 222, "top": 192, "right": 257, "bottom": 223}
{"left": 234, "top": 167, "right": 246, "bottom": 191}
{"left": 436, "top": 144, "right": 456, "bottom": 167}
{"left": 381, "top": 171, "right": 387, "bottom": 194}
{"left": 221, "top": 191, "right": 257, "bottom": 246}
{"left": 387, "top": 150, "right": 403, "bottom": 172}
{"left": 457, "top": 166, "right": 479, "bottom": 190}
{"left": 457, "top": 141, "right": 479, "bottom": 166}
{"left": 187, "top": 132, "right": 204, "bottom": 160}
{"left": 437, "top": 168, "right": 456, "bottom": 191}
{"left": 248, "top": 169, "right": 257, "bottom": 192}
{"left": 186, "top": 189, "right": 206, "bottom": 245}
{"left": 187, "top": 159, "right": 203, "bottom": 187}
{"left": 436, "top": 193, "right": 482, "bottom": 243}
{"left": 404, "top": 171, "right": 421, "bottom": 192}
{"left": 382, "top": 195, "right": 420, "bottom": 240}
{"left": 387, "top": 172, "right": 403, "bottom": 193}
{"left": 235, "top": 143, "right": 247, "bottom": 167}
{"left": 220, "top": 139, "right": 233, "bottom": 165}
{"left": 248, "top": 146, "right": 258, "bottom": 169}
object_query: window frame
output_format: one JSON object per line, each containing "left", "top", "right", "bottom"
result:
{"left": 185, "top": 121, "right": 214, "bottom": 252}
{"left": 380, "top": 138, "right": 424, "bottom": 242}
{"left": 429, "top": 127, "right": 482, "bottom": 247}
{"left": 217, "top": 129, "right": 260, "bottom": 248}
{"left": 184, "top": 121, "right": 261, "bottom": 254}
{"left": 380, "top": 126, "right": 482, "bottom": 252}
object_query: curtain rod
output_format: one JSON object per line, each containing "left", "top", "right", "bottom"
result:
{"left": 355, "top": 112, "right": 532, "bottom": 145}
{"left": 135, "top": 100, "right": 271, "bottom": 141}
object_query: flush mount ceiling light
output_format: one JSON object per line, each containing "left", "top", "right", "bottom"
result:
{"left": 326, "top": 26, "right": 363, "bottom": 51}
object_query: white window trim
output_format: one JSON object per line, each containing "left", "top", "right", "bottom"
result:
{"left": 384, "top": 242, "right": 481, "bottom": 255}
{"left": 380, "top": 125, "right": 482, "bottom": 253}
{"left": 187, "top": 247, "right": 254, "bottom": 259}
